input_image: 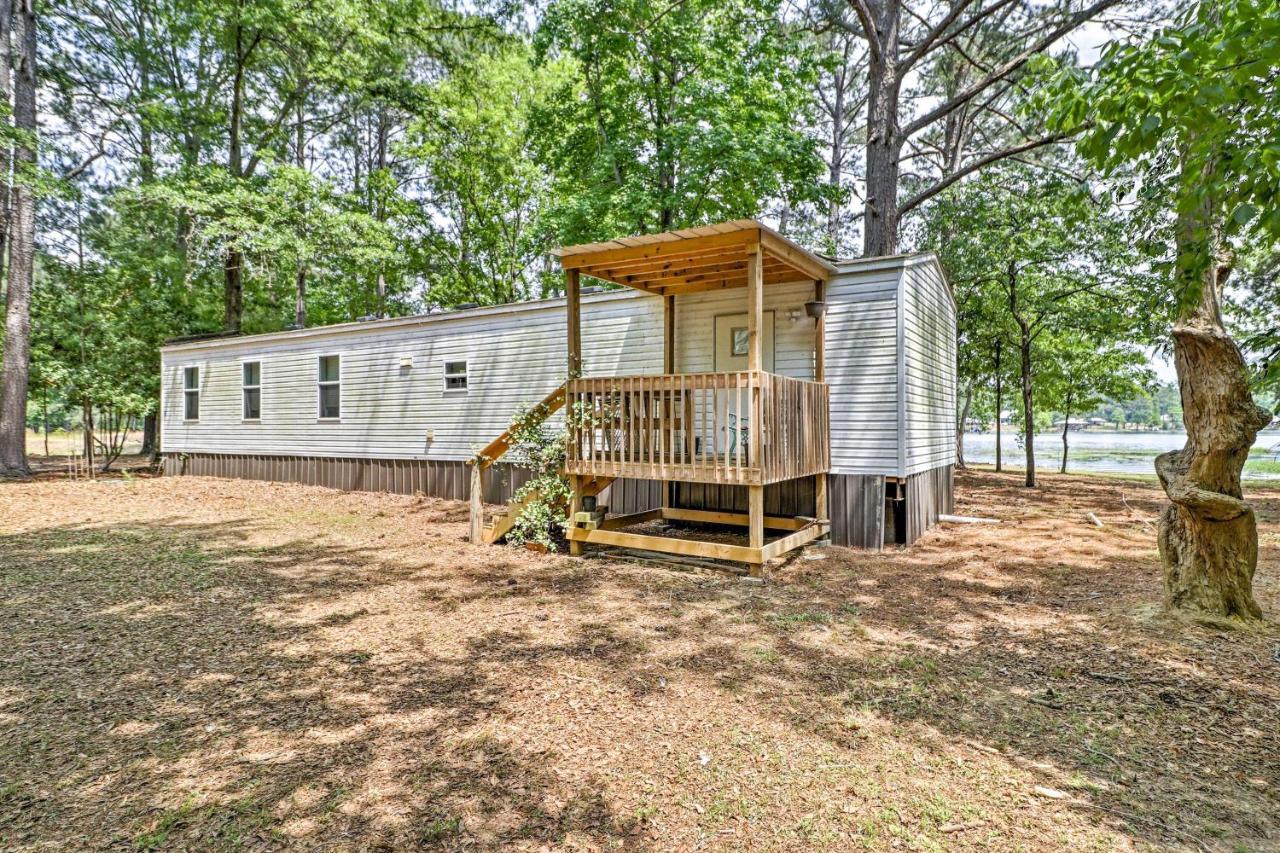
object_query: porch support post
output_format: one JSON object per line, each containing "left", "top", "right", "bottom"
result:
{"left": 748, "top": 484, "right": 765, "bottom": 576}
{"left": 566, "top": 268, "right": 582, "bottom": 378}
{"left": 746, "top": 239, "right": 763, "bottom": 464}
{"left": 814, "top": 277, "right": 828, "bottom": 526}
{"left": 663, "top": 293, "right": 675, "bottom": 511}
{"left": 469, "top": 462, "right": 484, "bottom": 544}
{"left": 814, "top": 279, "right": 825, "bottom": 382}
{"left": 663, "top": 293, "right": 675, "bottom": 373}
{"left": 747, "top": 240, "right": 765, "bottom": 576}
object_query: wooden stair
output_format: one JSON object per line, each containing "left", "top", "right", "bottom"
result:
{"left": 471, "top": 382, "right": 613, "bottom": 544}
{"left": 481, "top": 474, "right": 614, "bottom": 545}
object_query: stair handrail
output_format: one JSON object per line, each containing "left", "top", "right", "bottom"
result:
{"left": 468, "top": 382, "right": 568, "bottom": 542}
{"left": 469, "top": 382, "right": 567, "bottom": 470}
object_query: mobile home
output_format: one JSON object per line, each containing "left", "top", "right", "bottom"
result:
{"left": 160, "top": 220, "right": 956, "bottom": 565}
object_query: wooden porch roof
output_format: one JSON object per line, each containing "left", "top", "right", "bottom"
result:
{"left": 551, "top": 219, "right": 837, "bottom": 295}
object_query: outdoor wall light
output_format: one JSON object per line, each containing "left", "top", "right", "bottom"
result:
{"left": 400, "top": 356, "right": 413, "bottom": 369}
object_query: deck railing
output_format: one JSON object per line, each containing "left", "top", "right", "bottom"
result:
{"left": 565, "top": 370, "right": 829, "bottom": 486}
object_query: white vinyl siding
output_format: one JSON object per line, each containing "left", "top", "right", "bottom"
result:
{"left": 161, "top": 291, "right": 663, "bottom": 462}
{"left": 674, "top": 280, "right": 818, "bottom": 379}
{"left": 824, "top": 260, "right": 905, "bottom": 475}
{"left": 159, "top": 255, "right": 956, "bottom": 478}
{"left": 901, "top": 258, "right": 958, "bottom": 474}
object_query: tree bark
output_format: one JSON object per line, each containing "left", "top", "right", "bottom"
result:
{"left": 141, "top": 412, "right": 157, "bottom": 455}
{"left": 861, "top": 0, "right": 902, "bottom": 257}
{"left": 1157, "top": 255, "right": 1272, "bottom": 622}
{"left": 0, "top": 0, "right": 37, "bottom": 477}
{"left": 956, "top": 380, "right": 972, "bottom": 469}
{"left": 1019, "top": 322, "right": 1035, "bottom": 487}
{"left": 994, "top": 338, "right": 1003, "bottom": 472}
{"left": 1060, "top": 388, "right": 1072, "bottom": 474}
{"left": 223, "top": 19, "right": 247, "bottom": 333}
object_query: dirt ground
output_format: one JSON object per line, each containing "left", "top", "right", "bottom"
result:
{"left": 0, "top": 470, "right": 1276, "bottom": 851}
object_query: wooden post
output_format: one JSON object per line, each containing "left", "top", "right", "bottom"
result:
{"left": 748, "top": 484, "right": 765, "bottom": 576}
{"left": 815, "top": 474, "right": 828, "bottom": 523}
{"left": 814, "top": 278, "right": 829, "bottom": 528}
{"left": 663, "top": 293, "right": 676, "bottom": 511}
{"left": 663, "top": 293, "right": 675, "bottom": 374}
{"left": 568, "top": 474, "right": 584, "bottom": 556}
{"left": 746, "top": 241, "right": 763, "bottom": 464}
{"left": 469, "top": 462, "right": 484, "bottom": 544}
{"left": 814, "top": 279, "right": 826, "bottom": 382}
{"left": 747, "top": 241, "right": 766, "bottom": 575}
{"left": 566, "top": 268, "right": 582, "bottom": 378}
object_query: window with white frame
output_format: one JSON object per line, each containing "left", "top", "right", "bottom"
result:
{"left": 183, "top": 366, "right": 200, "bottom": 420}
{"left": 242, "top": 361, "right": 261, "bottom": 420}
{"left": 318, "top": 355, "right": 341, "bottom": 419}
{"left": 443, "top": 360, "right": 468, "bottom": 392}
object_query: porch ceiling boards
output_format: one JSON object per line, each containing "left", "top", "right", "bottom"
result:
{"left": 551, "top": 219, "right": 837, "bottom": 295}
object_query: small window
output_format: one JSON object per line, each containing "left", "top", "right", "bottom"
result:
{"left": 183, "top": 366, "right": 200, "bottom": 420}
{"left": 443, "top": 360, "right": 468, "bottom": 392}
{"left": 731, "top": 327, "right": 749, "bottom": 357}
{"left": 242, "top": 361, "right": 261, "bottom": 420}
{"left": 318, "top": 355, "right": 341, "bottom": 419}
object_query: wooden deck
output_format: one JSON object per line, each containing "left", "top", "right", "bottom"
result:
{"left": 564, "top": 371, "right": 829, "bottom": 487}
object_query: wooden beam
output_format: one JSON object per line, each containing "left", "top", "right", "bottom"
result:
{"left": 660, "top": 506, "right": 811, "bottom": 531}
{"left": 566, "top": 268, "right": 581, "bottom": 378}
{"left": 598, "top": 247, "right": 753, "bottom": 278}
{"left": 760, "top": 229, "right": 834, "bottom": 283}
{"left": 759, "top": 521, "right": 828, "bottom": 562}
{"left": 566, "top": 526, "right": 765, "bottom": 564}
{"left": 560, "top": 229, "right": 756, "bottom": 271}
{"left": 599, "top": 508, "right": 663, "bottom": 530}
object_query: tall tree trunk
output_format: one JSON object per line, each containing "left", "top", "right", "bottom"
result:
{"left": 1156, "top": 252, "right": 1272, "bottom": 622}
{"left": 1060, "top": 388, "right": 1072, "bottom": 474}
{"left": 827, "top": 58, "right": 846, "bottom": 251}
{"left": 294, "top": 96, "right": 307, "bottom": 328}
{"left": 861, "top": 0, "right": 901, "bottom": 257}
{"left": 1018, "top": 323, "right": 1035, "bottom": 487}
{"left": 0, "top": 0, "right": 13, "bottom": 256}
{"left": 0, "top": 0, "right": 37, "bottom": 477}
{"left": 223, "top": 20, "right": 247, "bottom": 333}
{"left": 956, "top": 380, "right": 972, "bottom": 469}
{"left": 994, "top": 339, "right": 1003, "bottom": 472}
{"left": 141, "top": 412, "right": 157, "bottom": 455}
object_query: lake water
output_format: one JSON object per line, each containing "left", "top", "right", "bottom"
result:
{"left": 963, "top": 429, "right": 1280, "bottom": 479}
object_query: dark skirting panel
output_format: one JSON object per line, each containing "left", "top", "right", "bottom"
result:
{"left": 161, "top": 452, "right": 659, "bottom": 515}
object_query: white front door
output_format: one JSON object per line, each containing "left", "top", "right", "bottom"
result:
{"left": 713, "top": 311, "right": 775, "bottom": 373}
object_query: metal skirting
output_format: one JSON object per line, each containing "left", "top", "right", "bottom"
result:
{"left": 160, "top": 452, "right": 659, "bottom": 514}
{"left": 162, "top": 453, "right": 953, "bottom": 550}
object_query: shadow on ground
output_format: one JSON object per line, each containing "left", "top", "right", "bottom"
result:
{"left": 0, "top": 470, "right": 1277, "bottom": 850}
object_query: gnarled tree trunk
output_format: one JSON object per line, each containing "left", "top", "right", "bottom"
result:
{"left": 1156, "top": 258, "right": 1272, "bottom": 621}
